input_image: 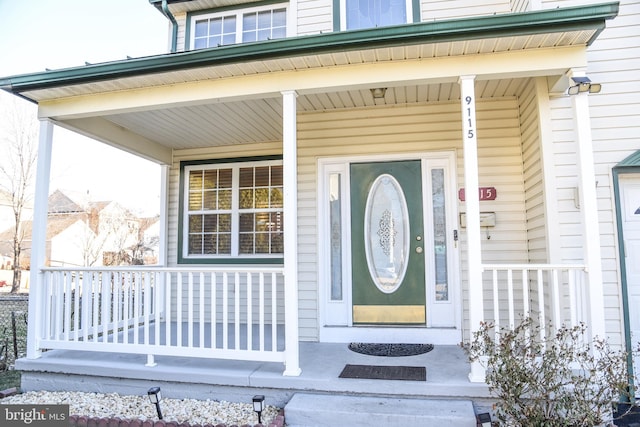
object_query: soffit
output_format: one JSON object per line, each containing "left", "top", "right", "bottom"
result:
{"left": 18, "top": 29, "right": 595, "bottom": 103}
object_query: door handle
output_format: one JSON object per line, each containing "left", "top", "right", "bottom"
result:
{"left": 416, "top": 246, "right": 423, "bottom": 254}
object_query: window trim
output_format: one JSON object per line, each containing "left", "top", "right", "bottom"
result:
{"left": 178, "top": 156, "right": 284, "bottom": 265}
{"left": 187, "top": 1, "right": 289, "bottom": 50}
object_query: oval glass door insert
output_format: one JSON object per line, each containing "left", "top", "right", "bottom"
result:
{"left": 364, "top": 174, "right": 410, "bottom": 294}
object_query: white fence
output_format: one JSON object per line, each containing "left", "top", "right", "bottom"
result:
{"left": 34, "top": 267, "right": 286, "bottom": 364}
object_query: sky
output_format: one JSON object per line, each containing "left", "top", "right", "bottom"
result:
{"left": 0, "top": 0, "right": 170, "bottom": 216}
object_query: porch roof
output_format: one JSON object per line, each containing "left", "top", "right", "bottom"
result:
{"left": 0, "top": 2, "right": 619, "bottom": 164}
{"left": 0, "top": 2, "right": 618, "bottom": 100}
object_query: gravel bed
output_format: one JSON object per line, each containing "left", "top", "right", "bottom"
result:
{"left": 0, "top": 390, "right": 281, "bottom": 426}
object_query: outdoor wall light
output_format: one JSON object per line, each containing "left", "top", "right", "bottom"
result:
{"left": 370, "top": 87, "right": 387, "bottom": 99}
{"left": 252, "top": 395, "right": 265, "bottom": 424}
{"left": 147, "top": 387, "right": 163, "bottom": 420}
{"left": 567, "top": 76, "right": 602, "bottom": 95}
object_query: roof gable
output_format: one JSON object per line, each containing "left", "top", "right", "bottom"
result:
{"left": 48, "top": 190, "right": 83, "bottom": 214}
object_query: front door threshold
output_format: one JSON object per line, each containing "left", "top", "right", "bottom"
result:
{"left": 319, "top": 325, "right": 461, "bottom": 345}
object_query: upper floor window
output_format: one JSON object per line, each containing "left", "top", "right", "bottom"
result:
{"left": 191, "top": 4, "right": 287, "bottom": 49}
{"left": 338, "top": 0, "right": 416, "bottom": 31}
{"left": 181, "top": 159, "right": 284, "bottom": 262}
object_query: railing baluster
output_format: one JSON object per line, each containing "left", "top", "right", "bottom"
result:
{"left": 165, "top": 271, "right": 172, "bottom": 347}
{"left": 492, "top": 268, "right": 500, "bottom": 342}
{"left": 522, "top": 269, "right": 530, "bottom": 341}
{"left": 552, "top": 268, "right": 561, "bottom": 331}
{"left": 537, "top": 269, "right": 546, "bottom": 349}
{"left": 177, "top": 272, "right": 183, "bottom": 348}
{"left": 64, "top": 271, "right": 72, "bottom": 341}
{"left": 133, "top": 272, "right": 141, "bottom": 344}
{"left": 223, "top": 273, "right": 228, "bottom": 350}
{"left": 211, "top": 272, "right": 216, "bottom": 350}
{"left": 259, "top": 272, "right": 265, "bottom": 352}
{"left": 81, "top": 271, "right": 91, "bottom": 342}
{"left": 54, "top": 271, "right": 64, "bottom": 340}
{"left": 271, "top": 272, "right": 277, "bottom": 352}
{"left": 144, "top": 272, "right": 151, "bottom": 346}
{"left": 507, "top": 269, "right": 514, "bottom": 330}
{"left": 102, "top": 272, "right": 110, "bottom": 342}
{"left": 188, "top": 272, "right": 194, "bottom": 349}
{"left": 154, "top": 272, "right": 161, "bottom": 347}
{"left": 92, "top": 272, "right": 99, "bottom": 343}
{"left": 125, "top": 272, "right": 132, "bottom": 344}
{"left": 235, "top": 272, "right": 240, "bottom": 351}
{"left": 113, "top": 271, "right": 120, "bottom": 344}
{"left": 247, "top": 272, "right": 253, "bottom": 352}
{"left": 199, "top": 272, "right": 204, "bottom": 348}
{"left": 73, "top": 271, "right": 80, "bottom": 342}
{"left": 569, "top": 269, "right": 577, "bottom": 328}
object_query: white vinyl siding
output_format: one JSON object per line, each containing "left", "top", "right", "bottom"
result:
{"left": 175, "top": 12, "right": 188, "bottom": 52}
{"left": 519, "top": 79, "right": 547, "bottom": 264}
{"left": 543, "top": 0, "right": 640, "bottom": 347}
{"left": 296, "top": 0, "right": 333, "bottom": 35}
{"left": 421, "top": 0, "right": 511, "bottom": 21}
{"left": 297, "top": 98, "right": 528, "bottom": 341}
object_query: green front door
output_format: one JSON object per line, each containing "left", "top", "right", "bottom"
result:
{"left": 351, "top": 161, "right": 426, "bottom": 325}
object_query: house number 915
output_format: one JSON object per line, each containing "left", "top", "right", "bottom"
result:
{"left": 465, "top": 95, "right": 475, "bottom": 139}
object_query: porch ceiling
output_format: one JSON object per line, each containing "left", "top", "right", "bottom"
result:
{"left": 101, "top": 79, "right": 529, "bottom": 150}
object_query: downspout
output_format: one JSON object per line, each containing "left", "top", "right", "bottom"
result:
{"left": 161, "top": 0, "right": 178, "bottom": 53}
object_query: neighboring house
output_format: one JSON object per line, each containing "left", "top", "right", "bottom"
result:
{"left": 0, "top": 191, "right": 145, "bottom": 268}
{"left": 0, "top": 188, "right": 33, "bottom": 264}
{"left": 1, "top": 0, "right": 638, "bottom": 414}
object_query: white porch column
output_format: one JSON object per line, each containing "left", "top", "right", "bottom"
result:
{"left": 26, "top": 119, "right": 54, "bottom": 359}
{"left": 282, "top": 90, "right": 301, "bottom": 376}
{"left": 158, "top": 165, "right": 170, "bottom": 266}
{"left": 459, "top": 75, "right": 485, "bottom": 382}
{"left": 570, "top": 71, "right": 606, "bottom": 340}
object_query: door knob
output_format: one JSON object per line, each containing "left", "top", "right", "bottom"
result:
{"left": 416, "top": 246, "right": 423, "bottom": 254}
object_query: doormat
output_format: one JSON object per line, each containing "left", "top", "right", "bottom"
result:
{"left": 348, "top": 343, "right": 434, "bottom": 357}
{"left": 339, "top": 364, "right": 426, "bottom": 381}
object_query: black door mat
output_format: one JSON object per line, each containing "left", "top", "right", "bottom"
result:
{"left": 339, "top": 364, "right": 426, "bottom": 381}
{"left": 348, "top": 343, "right": 434, "bottom": 357}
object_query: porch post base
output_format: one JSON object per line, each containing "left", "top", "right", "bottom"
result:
{"left": 468, "top": 360, "right": 486, "bottom": 383}
{"left": 145, "top": 355, "right": 157, "bottom": 367}
{"left": 26, "top": 350, "right": 42, "bottom": 360}
{"left": 282, "top": 367, "right": 302, "bottom": 377}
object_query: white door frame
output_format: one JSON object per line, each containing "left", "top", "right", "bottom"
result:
{"left": 317, "top": 151, "right": 461, "bottom": 344}
{"left": 615, "top": 172, "right": 640, "bottom": 395}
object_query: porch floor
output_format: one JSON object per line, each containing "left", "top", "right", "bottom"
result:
{"left": 17, "top": 340, "right": 490, "bottom": 407}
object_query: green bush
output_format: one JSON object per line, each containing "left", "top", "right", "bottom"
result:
{"left": 467, "top": 317, "right": 637, "bottom": 426}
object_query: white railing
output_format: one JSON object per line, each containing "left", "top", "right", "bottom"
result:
{"left": 35, "top": 267, "right": 286, "bottom": 365}
{"left": 481, "top": 264, "right": 588, "bottom": 343}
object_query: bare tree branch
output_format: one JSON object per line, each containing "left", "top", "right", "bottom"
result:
{"left": 0, "top": 95, "right": 38, "bottom": 293}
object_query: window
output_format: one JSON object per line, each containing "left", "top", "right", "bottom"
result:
{"left": 338, "top": 0, "right": 415, "bottom": 31}
{"left": 182, "top": 159, "right": 284, "bottom": 261}
{"left": 191, "top": 4, "right": 287, "bottom": 49}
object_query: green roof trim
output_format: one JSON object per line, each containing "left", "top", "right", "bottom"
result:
{"left": 614, "top": 150, "right": 640, "bottom": 168}
{"left": 1, "top": 2, "right": 619, "bottom": 96}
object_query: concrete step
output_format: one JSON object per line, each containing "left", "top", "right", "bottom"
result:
{"left": 284, "top": 393, "right": 477, "bottom": 427}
